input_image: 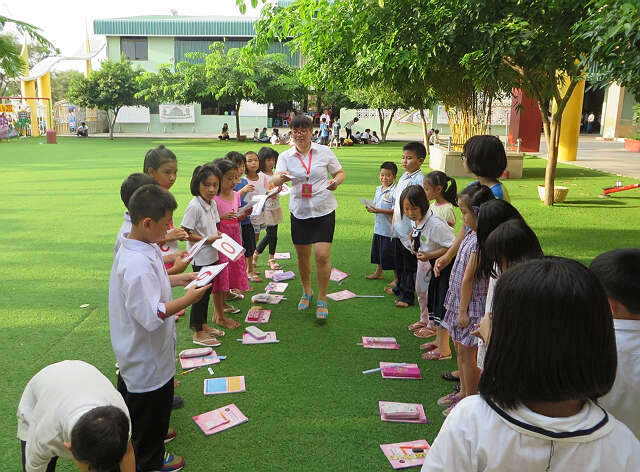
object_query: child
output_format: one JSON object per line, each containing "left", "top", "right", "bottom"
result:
{"left": 366, "top": 161, "right": 397, "bottom": 281}
{"left": 422, "top": 257, "right": 640, "bottom": 471}
{"left": 253, "top": 147, "right": 284, "bottom": 270}
{"left": 330, "top": 118, "right": 341, "bottom": 148}
{"left": 143, "top": 145, "right": 189, "bottom": 270}
{"left": 590, "top": 248, "right": 640, "bottom": 438}
{"left": 389, "top": 142, "right": 426, "bottom": 307}
{"left": 110, "top": 184, "right": 211, "bottom": 472}
{"left": 399, "top": 186, "right": 455, "bottom": 356}
{"left": 212, "top": 158, "right": 248, "bottom": 328}
{"left": 438, "top": 183, "right": 494, "bottom": 415}
{"left": 253, "top": 128, "right": 260, "bottom": 142}
{"left": 17, "top": 360, "right": 134, "bottom": 472}
{"left": 423, "top": 171, "right": 457, "bottom": 228}
{"left": 181, "top": 164, "right": 226, "bottom": 347}
{"left": 319, "top": 117, "right": 329, "bottom": 145}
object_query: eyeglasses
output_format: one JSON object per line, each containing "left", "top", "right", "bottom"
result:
{"left": 460, "top": 153, "right": 466, "bottom": 161}
{"left": 291, "top": 128, "right": 310, "bottom": 135}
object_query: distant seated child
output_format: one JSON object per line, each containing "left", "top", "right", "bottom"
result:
{"left": 253, "top": 128, "right": 260, "bottom": 142}
{"left": 590, "top": 248, "right": 640, "bottom": 439}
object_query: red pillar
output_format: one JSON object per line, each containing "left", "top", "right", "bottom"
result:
{"left": 508, "top": 89, "right": 542, "bottom": 152}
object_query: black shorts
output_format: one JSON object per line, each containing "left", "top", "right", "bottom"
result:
{"left": 290, "top": 211, "right": 335, "bottom": 245}
{"left": 370, "top": 233, "right": 395, "bottom": 270}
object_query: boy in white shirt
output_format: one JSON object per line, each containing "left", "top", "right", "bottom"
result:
{"left": 590, "top": 248, "right": 640, "bottom": 439}
{"left": 109, "top": 184, "right": 210, "bottom": 472}
{"left": 17, "top": 360, "right": 134, "bottom": 472}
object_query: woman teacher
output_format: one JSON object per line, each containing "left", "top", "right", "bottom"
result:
{"left": 272, "top": 115, "right": 346, "bottom": 320}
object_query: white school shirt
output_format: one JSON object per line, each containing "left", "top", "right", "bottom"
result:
{"left": 180, "top": 196, "right": 220, "bottom": 266}
{"left": 17, "top": 360, "right": 131, "bottom": 472}
{"left": 113, "top": 212, "right": 132, "bottom": 255}
{"left": 412, "top": 210, "right": 455, "bottom": 253}
{"left": 477, "top": 275, "right": 498, "bottom": 369}
{"left": 599, "top": 318, "right": 640, "bottom": 439}
{"left": 109, "top": 235, "right": 176, "bottom": 393}
{"left": 275, "top": 142, "right": 342, "bottom": 219}
{"left": 392, "top": 169, "right": 425, "bottom": 249}
{"left": 422, "top": 395, "right": 640, "bottom": 472}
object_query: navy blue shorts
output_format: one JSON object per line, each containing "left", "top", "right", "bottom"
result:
{"left": 370, "top": 233, "right": 395, "bottom": 270}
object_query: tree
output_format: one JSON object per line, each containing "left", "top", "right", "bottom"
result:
{"left": 67, "top": 59, "right": 142, "bottom": 139}
{"left": 0, "top": 33, "right": 58, "bottom": 97}
{"left": 347, "top": 85, "right": 402, "bottom": 143}
{"left": 51, "top": 70, "right": 83, "bottom": 102}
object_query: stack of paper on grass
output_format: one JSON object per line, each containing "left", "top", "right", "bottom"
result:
{"left": 265, "top": 282, "right": 288, "bottom": 293}
{"left": 327, "top": 290, "right": 357, "bottom": 301}
{"left": 272, "top": 271, "right": 295, "bottom": 282}
{"left": 362, "top": 337, "right": 399, "bottom": 350}
{"left": 179, "top": 352, "right": 221, "bottom": 370}
{"left": 380, "top": 440, "right": 430, "bottom": 469}
{"left": 203, "top": 376, "right": 246, "bottom": 395}
{"left": 193, "top": 403, "right": 248, "bottom": 436}
{"left": 241, "top": 331, "right": 278, "bottom": 344}
{"left": 251, "top": 293, "right": 285, "bottom": 304}
{"left": 329, "top": 267, "right": 349, "bottom": 282}
{"left": 379, "top": 402, "right": 427, "bottom": 423}
{"left": 380, "top": 362, "right": 422, "bottom": 379}
{"left": 264, "top": 269, "right": 284, "bottom": 279}
{"left": 244, "top": 308, "right": 271, "bottom": 323}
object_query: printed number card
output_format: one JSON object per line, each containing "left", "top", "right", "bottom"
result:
{"left": 265, "top": 282, "right": 288, "bottom": 293}
{"left": 379, "top": 402, "right": 428, "bottom": 424}
{"left": 212, "top": 233, "right": 245, "bottom": 262}
{"left": 244, "top": 308, "right": 271, "bottom": 323}
{"left": 182, "top": 238, "right": 208, "bottom": 263}
{"left": 272, "top": 271, "right": 295, "bottom": 282}
{"left": 241, "top": 331, "right": 278, "bottom": 344}
{"left": 330, "top": 267, "right": 350, "bottom": 283}
{"left": 193, "top": 403, "right": 248, "bottom": 436}
{"left": 203, "top": 376, "right": 246, "bottom": 395}
{"left": 273, "top": 252, "right": 291, "bottom": 260}
{"left": 264, "top": 269, "right": 284, "bottom": 279}
{"left": 380, "top": 440, "right": 430, "bottom": 469}
{"left": 362, "top": 337, "right": 399, "bottom": 350}
{"left": 184, "top": 263, "right": 228, "bottom": 290}
{"left": 327, "top": 290, "right": 357, "bottom": 302}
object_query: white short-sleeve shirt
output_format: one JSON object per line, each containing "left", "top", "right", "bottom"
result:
{"left": 392, "top": 169, "right": 425, "bottom": 248}
{"left": 109, "top": 235, "right": 176, "bottom": 393}
{"left": 275, "top": 142, "right": 342, "bottom": 219}
{"left": 181, "top": 196, "right": 220, "bottom": 266}
{"left": 412, "top": 210, "right": 455, "bottom": 253}
{"left": 114, "top": 212, "right": 132, "bottom": 256}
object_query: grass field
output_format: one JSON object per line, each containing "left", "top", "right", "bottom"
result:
{"left": 2, "top": 137, "right": 639, "bottom": 471}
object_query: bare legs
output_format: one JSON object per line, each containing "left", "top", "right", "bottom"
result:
{"left": 294, "top": 241, "right": 332, "bottom": 304}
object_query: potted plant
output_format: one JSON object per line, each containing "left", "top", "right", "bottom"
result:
{"left": 624, "top": 103, "right": 640, "bottom": 153}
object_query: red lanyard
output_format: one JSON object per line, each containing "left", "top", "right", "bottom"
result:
{"left": 295, "top": 149, "right": 313, "bottom": 181}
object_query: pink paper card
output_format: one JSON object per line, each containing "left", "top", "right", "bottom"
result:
{"left": 179, "top": 352, "right": 221, "bottom": 370}
{"left": 193, "top": 403, "right": 248, "bottom": 436}
{"left": 330, "top": 267, "right": 349, "bottom": 282}
{"left": 272, "top": 271, "right": 295, "bottom": 282}
{"left": 265, "top": 282, "right": 288, "bottom": 293}
{"left": 273, "top": 252, "right": 291, "bottom": 260}
{"left": 362, "top": 337, "right": 399, "bottom": 350}
{"left": 327, "top": 290, "right": 357, "bottom": 301}
{"left": 380, "top": 362, "right": 422, "bottom": 380}
{"left": 244, "top": 308, "right": 271, "bottom": 323}
{"left": 212, "top": 233, "right": 245, "bottom": 262}
{"left": 379, "top": 402, "right": 428, "bottom": 424}
{"left": 251, "top": 293, "right": 285, "bottom": 304}
{"left": 241, "top": 331, "right": 278, "bottom": 344}
{"left": 380, "top": 440, "right": 430, "bottom": 469}
{"left": 264, "top": 269, "right": 284, "bottom": 279}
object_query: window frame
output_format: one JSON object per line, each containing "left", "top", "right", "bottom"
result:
{"left": 120, "top": 37, "right": 148, "bottom": 61}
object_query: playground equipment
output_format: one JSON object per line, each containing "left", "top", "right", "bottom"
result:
{"left": 602, "top": 181, "right": 640, "bottom": 197}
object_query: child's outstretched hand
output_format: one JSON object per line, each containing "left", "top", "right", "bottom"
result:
{"left": 239, "top": 184, "right": 255, "bottom": 195}
{"left": 366, "top": 205, "right": 377, "bottom": 213}
{"left": 458, "top": 310, "right": 470, "bottom": 328}
{"left": 166, "top": 228, "right": 189, "bottom": 241}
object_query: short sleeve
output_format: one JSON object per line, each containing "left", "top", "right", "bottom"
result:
{"left": 326, "top": 151, "right": 342, "bottom": 174}
{"left": 180, "top": 201, "right": 198, "bottom": 231}
{"left": 123, "top": 272, "right": 166, "bottom": 332}
{"left": 211, "top": 201, "right": 221, "bottom": 224}
{"left": 431, "top": 221, "right": 456, "bottom": 248}
{"left": 420, "top": 406, "right": 474, "bottom": 471}
{"left": 275, "top": 153, "right": 289, "bottom": 173}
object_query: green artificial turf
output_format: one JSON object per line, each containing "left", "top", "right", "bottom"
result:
{"left": 1, "top": 137, "right": 639, "bottom": 471}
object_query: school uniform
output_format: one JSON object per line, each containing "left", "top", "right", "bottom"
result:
{"left": 422, "top": 395, "right": 640, "bottom": 471}
{"left": 370, "top": 184, "right": 395, "bottom": 270}
{"left": 109, "top": 235, "right": 176, "bottom": 471}
{"left": 17, "top": 360, "right": 131, "bottom": 472}
{"left": 235, "top": 178, "right": 257, "bottom": 258}
{"left": 113, "top": 212, "right": 132, "bottom": 255}
{"left": 181, "top": 196, "right": 220, "bottom": 332}
{"left": 391, "top": 169, "right": 424, "bottom": 305}
{"left": 599, "top": 318, "right": 640, "bottom": 439}
{"left": 276, "top": 142, "right": 343, "bottom": 245}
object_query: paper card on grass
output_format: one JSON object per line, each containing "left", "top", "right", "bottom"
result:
{"left": 251, "top": 293, "right": 285, "bottom": 304}
{"left": 241, "top": 331, "right": 278, "bottom": 344}
{"left": 327, "top": 290, "right": 357, "bottom": 301}
{"left": 245, "top": 308, "right": 271, "bottom": 323}
{"left": 212, "top": 233, "right": 245, "bottom": 262}
{"left": 379, "top": 402, "right": 427, "bottom": 423}
{"left": 272, "top": 271, "right": 295, "bottom": 282}
{"left": 330, "top": 267, "right": 350, "bottom": 282}
{"left": 380, "top": 440, "right": 430, "bottom": 469}
{"left": 264, "top": 269, "right": 284, "bottom": 279}
{"left": 182, "top": 238, "right": 208, "bottom": 263}
{"left": 204, "top": 376, "right": 246, "bottom": 395}
{"left": 184, "top": 263, "right": 228, "bottom": 290}
{"left": 360, "top": 197, "right": 375, "bottom": 208}
{"left": 362, "top": 337, "right": 399, "bottom": 350}
{"left": 193, "top": 403, "right": 248, "bottom": 436}
{"left": 380, "top": 362, "right": 422, "bottom": 380}
{"left": 265, "top": 282, "right": 288, "bottom": 293}
{"left": 179, "top": 352, "right": 221, "bottom": 370}
{"left": 273, "top": 252, "right": 291, "bottom": 260}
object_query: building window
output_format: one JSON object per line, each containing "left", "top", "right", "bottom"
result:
{"left": 120, "top": 37, "right": 148, "bottom": 60}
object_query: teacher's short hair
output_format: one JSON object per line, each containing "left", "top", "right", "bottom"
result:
{"left": 290, "top": 115, "right": 313, "bottom": 129}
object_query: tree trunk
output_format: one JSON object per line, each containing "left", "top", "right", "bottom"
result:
{"left": 378, "top": 109, "right": 386, "bottom": 143}
{"left": 109, "top": 108, "right": 120, "bottom": 140}
{"left": 383, "top": 108, "right": 397, "bottom": 144}
{"left": 235, "top": 101, "right": 241, "bottom": 140}
{"left": 419, "top": 108, "right": 429, "bottom": 153}
{"left": 543, "top": 117, "right": 562, "bottom": 206}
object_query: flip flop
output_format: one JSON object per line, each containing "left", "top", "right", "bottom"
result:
{"left": 205, "top": 326, "right": 225, "bottom": 337}
{"left": 420, "top": 342, "right": 437, "bottom": 351}
{"left": 383, "top": 286, "right": 394, "bottom": 295}
{"left": 423, "top": 351, "right": 452, "bottom": 361}
{"left": 316, "top": 300, "right": 328, "bottom": 320}
{"left": 394, "top": 300, "right": 410, "bottom": 308}
{"left": 248, "top": 274, "right": 263, "bottom": 283}
{"left": 413, "top": 327, "right": 436, "bottom": 338}
{"left": 365, "top": 273, "right": 383, "bottom": 280}
{"left": 224, "top": 305, "right": 241, "bottom": 314}
{"left": 441, "top": 371, "right": 460, "bottom": 382}
{"left": 298, "top": 292, "right": 313, "bottom": 310}
{"left": 408, "top": 321, "right": 428, "bottom": 331}
{"left": 192, "top": 337, "right": 221, "bottom": 347}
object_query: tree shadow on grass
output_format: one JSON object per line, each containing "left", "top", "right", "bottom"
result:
{"left": 522, "top": 166, "right": 609, "bottom": 179}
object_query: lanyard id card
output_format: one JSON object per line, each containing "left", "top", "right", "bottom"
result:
{"left": 301, "top": 183, "right": 313, "bottom": 198}
{"left": 296, "top": 149, "right": 313, "bottom": 198}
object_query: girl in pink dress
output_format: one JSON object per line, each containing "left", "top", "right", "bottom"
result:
{"left": 212, "top": 159, "right": 249, "bottom": 329}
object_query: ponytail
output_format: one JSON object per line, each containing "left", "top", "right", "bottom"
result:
{"left": 425, "top": 171, "right": 458, "bottom": 206}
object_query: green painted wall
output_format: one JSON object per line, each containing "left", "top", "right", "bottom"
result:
{"left": 105, "top": 36, "right": 175, "bottom": 72}
{"left": 621, "top": 90, "right": 637, "bottom": 125}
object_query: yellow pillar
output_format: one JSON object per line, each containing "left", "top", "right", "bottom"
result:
{"left": 556, "top": 77, "right": 585, "bottom": 162}
{"left": 85, "top": 30, "right": 92, "bottom": 77}
{"left": 19, "top": 41, "right": 40, "bottom": 137}
{"left": 37, "top": 72, "right": 53, "bottom": 129}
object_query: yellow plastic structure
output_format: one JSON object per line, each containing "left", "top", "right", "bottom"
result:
{"left": 555, "top": 75, "right": 585, "bottom": 162}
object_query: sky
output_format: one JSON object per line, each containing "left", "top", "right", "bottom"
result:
{"left": 1, "top": 0, "right": 266, "bottom": 72}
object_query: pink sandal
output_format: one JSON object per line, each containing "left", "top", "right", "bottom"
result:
{"left": 408, "top": 321, "right": 428, "bottom": 331}
{"left": 423, "top": 350, "right": 452, "bottom": 361}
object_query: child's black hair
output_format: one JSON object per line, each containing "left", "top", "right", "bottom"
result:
{"left": 458, "top": 181, "right": 495, "bottom": 212}
{"left": 128, "top": 184, "right": 177, "bottom": 224}
{"left": 479, "top": 257, "right": 616, "bottom": 410}
{"left": 142, "top": 145, "right": 177, "bottom": 173}
{"left": 462, "top": 135, "right": 507, "bottom": 179}
{"left": 424, "top": 171, "right": 457, "bottom": 206}
{"left": 258, "top": 147, "right": 279, "bottom": 173}
{"left": 70, "top": 406, "right": 129, "bottom": 472}
{"left": 399, "top": 185, "right": 429, "bottom": 218}
{"left": 402, "top": 141, "right": 427, "bottom": 160}
{"left": 225, "top": 151, "right": 246, "bottom": 168}
{"left": 380, "top": 161, "right": 398, "bottom": 176}
{"left": 212, "top": 158, "right": 236, "bottom": 178}
{"left": 120, "top": 173, "right": 157, "bottom": 209}
{"left": 290, "top": 115, "right": 313, "bottom": 129}
{"left": 590, "top": 248, "right": 640, "bottom": 314}
{"left": 190, "top": 164, "right": 222, "bottom": 197}
{"left": 483, "top": 219, "right": 543, "bottom": 278}
{"left": 476, "top": 199, "right": 525, "bottom": 278}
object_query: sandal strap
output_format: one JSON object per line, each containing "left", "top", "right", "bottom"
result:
{"left": 316, "top": 300, "right": 328, "bottom": 308}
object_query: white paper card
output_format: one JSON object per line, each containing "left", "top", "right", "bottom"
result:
{"left": 182, "top": 238, "right": 208, "bottom": 263}
{"left": 360, "top": 198, "right": 375, "bottom": 208}
{"left": 212, "top": 233, "right": 245, "bottom": 262}
{"left": 185, "top": 263, "right": 228, "bottom": 290}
